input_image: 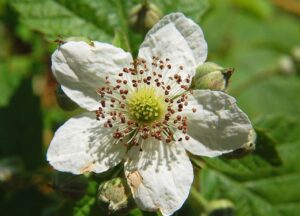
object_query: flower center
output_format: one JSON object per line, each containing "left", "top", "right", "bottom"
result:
{"left": 127, "top": 87, "right": 166, "bottom": 123}
{"left": 95, "top": 56, "right": 197, "bottom": 149}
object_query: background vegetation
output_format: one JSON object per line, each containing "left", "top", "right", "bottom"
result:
{"left": 0, "top": 0, "right": 300, "bottom": 215}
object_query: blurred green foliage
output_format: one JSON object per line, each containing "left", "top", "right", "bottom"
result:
{"left": 1, "top": 0, "right": 300, "bottom": 215}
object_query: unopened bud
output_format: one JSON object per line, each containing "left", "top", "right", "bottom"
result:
{"left": 129, "top": 2, "right": 163, "bottom": 33}
{"left": 97, "top": 177, "right": 133, "bottom": 213}
{"left": 207, "top": 199, "right": 234, "bottom": 216}
{"left": 191, "top": 62, "right": 234, "bottom": 91}
{"left": 55, "top": 86, "right": 78, "bottom": 111}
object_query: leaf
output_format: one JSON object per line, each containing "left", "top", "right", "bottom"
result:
{"left": 113, "top": 29, "right": 131, "bottom": 52}
{"left": 151, "top": 0, "right": 210, "bottom": 21}
{"left": 201, "top": 2, "right": 300, "bottom": 120}
{"left": 73, "top": 181, "right": 98, "bottom": 216}
{"left": 222, "top": 129, "right": 282, "bottom": 167}
{"left": 231, "top": 0, "right": 273, "bottom": 19}
{"left": 200, "top": 116, "right": 300, "bottom": 216}
{"left": 128, "top": 208, "right": 143, "bottom": 216}
{"left": 10, "top": 0, "right": 119, "bottom": 42}
{"left": 202, "top": 131, "right": 281, "bottom": 179}
{"left": 250, "top": 129, "right": 282, "bottom": 167}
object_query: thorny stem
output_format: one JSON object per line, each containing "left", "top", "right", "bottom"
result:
{"left": 229, "top": 69, "right": 278, "bottom": 96}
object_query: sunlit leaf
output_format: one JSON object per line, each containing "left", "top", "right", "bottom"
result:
{"left": 11, "top": 0, "right": 119, "bottom": 41}
{"left": 200, "top": 116, "right": 300, "bottom": 216}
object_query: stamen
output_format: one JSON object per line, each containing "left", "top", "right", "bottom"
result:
{"left": 96, "top": 56, "right": 192, "bottom": 146}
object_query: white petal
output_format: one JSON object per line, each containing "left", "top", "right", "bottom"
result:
{"left": 52, "top": 41, "right": 133, "bottom": 111}
{"left": 183, "top": 90, "right": 254, "bottom": 157}
{"left": 138, "top": 13, "right": 207, "bottom": 79}
{"left": 125, "top": 139, "right": 193, "bottom": 216}
{"left": 47, "top": 112, "right": 126, "bottom": 174}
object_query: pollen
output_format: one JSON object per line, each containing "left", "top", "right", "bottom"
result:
{"left": 95, "top": 56, "right": 196, "bottom": 146}
{"left": 127, "top": 87, "right": 167, "bottom": 123}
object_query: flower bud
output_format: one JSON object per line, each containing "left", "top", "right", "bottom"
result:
{"left": 191, "top": 62, "right": 234, "bottom": 91}
{"left": 55, "top": 86, "right": 78, "bottom": 111}
{"left": 207, "top": 199, "right": 234, "bottom": 216}
{"left": 129, "top": 2, "right": 163, "bottom": 33}
{"left": 97, "top": 177, "right": 133, "bottom": 213}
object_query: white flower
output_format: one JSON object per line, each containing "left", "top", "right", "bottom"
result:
{"left": 47, "top": 13, "right": 254, "bottom": 216}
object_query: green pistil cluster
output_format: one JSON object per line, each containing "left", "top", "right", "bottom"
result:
{"left": 127, "top": 87, "right": 166, "bottom": 123}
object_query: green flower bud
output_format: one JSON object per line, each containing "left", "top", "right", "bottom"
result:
{"left": 191, "top": 62, "right": 234, "bottom": 91}
{"left": 129, "top": 2, "right": 163, "bottom": 33}
{"left": 55, "top": 86, "right": 78, "bottom": 111}
{"left": 207, "top": 199, "right": 234, "bottom": 216}
{"left": 52, "top": 172, "right": 88, "bottom": 200}
{"left": 97, "top": 177, "right": 133, "bottom": 214}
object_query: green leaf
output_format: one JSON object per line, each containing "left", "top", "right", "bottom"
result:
{"left": 73, "top": 181, "right": 98, "bottom": 216}
{"left": 250, "top": 129, "right": 282, "bottom": 167}
{"left": 113, "top": 29, "right": 131, "bottom": 52}
{"left": 230, "top": 0, "right": 273, "bottom": 19}
{"left": 10, "top": 0, "right": 120, "bottom": 42}
{"left": 151, "top": 0, "right": 210, "bottom": 21}
{"left": 201, "top": 2, "right": 300, "bottom": 120}
{"left": 200, "top": 116, "right": 300, "bottom": 216}
{"left": 128, "top": 208, "right": 143, "bottom": 216}
{"left": 223, "top": 129, "right": 282, "bottom": 167}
